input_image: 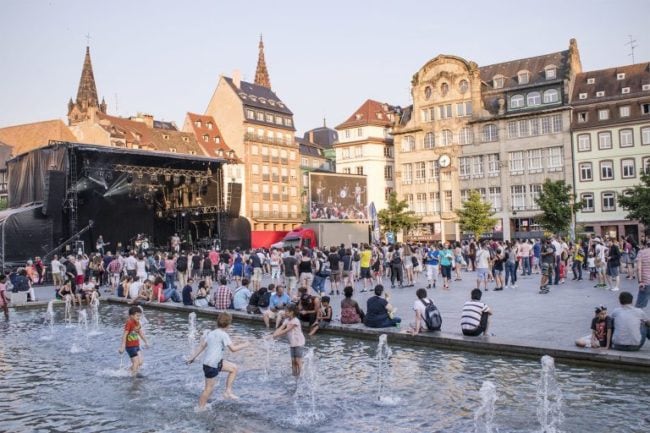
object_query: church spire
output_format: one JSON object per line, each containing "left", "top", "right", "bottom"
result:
{"left": 254, "top": 35, "right": 271, "bottom": 89}
{"left": 76, "top": 46, "right": 99, "bottom": 109}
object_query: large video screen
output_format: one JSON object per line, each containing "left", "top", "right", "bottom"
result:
{"left": 309, "top": 172, "right": 368, "bottom": 220}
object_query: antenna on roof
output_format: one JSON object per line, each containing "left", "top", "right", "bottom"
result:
{"left": 626, "top": 35, "right": 637, "bottom": 64}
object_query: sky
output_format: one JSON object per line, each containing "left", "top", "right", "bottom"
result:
{"left": 1, "top": 0, "right": 649, "bottom": 135}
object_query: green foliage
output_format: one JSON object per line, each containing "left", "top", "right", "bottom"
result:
{"left": 535, "top": 179, "right": 581, "bottom": 235}
{"left": 456, "top": 190, "right": 498, "bottom": 237}
{"left": 377, "top": 192, "right": 421, "bottom": 236}
{"left": 0, "top": 197, "right": 6, "bottom": 211}
{"left": 618, "top": 172, "right": 650, "bottom": 233}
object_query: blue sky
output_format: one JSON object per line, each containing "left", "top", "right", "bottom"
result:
{"left": 1, "top": 0, "right": 649, "bottom": 134}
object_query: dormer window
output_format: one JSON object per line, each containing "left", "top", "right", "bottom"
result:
{"left": 545, "top": 66, "right": 557, "bottom": 80}
{"left": 259, "top": 98, "right": 267, "bottom": 104}
{"left": 249, "top": 95, "right": 257, "bottom": 102}
{"left": 355, "top": 113, "right": 363, "bottom": 120}
{"left": 169, "top": 147, "right": 177, "bottom": 153}
{"left": 643, "top": 84, "right": 650, "bottom": 91}
{"left": 596, "top": 91, "right": 605, "bottom": 97}
{"left": 377, "top": 113, "right": 384, "bottom": 119}
{"left": 162, "top": 134, "right": 169, "bottom": 140}
{"left": 203, "top": 134, "right": 209, "bottom": 142}
{"left": 214, "top": 137, "right": 221, "bottom": 144}
{"left": 269, "top": 100, "right": 276, "bottom": 106}
{"left": 622, "top": 87, "right": 630, "bottom": 94}
{"left": 493, "top": 75, "right": 505, "bottom": 89}
{"left": 207, "top": 122, "right": 213, "bottom": 130}
{"left": 182, "top": 137, "right": 189, "bottom": 142}
{"left": 579, "top": 93, "right": 587, "bottom": 99}
{"left": 517, "top": 71, "right": 530, "bottom": 85}
{"left": 617, "top": 73, "right": 625, "bottom": 80}
{"left": 189, "top": 150, "right": 196, "bottom": 155}
{"left": 194, "top": 120, "right": 202, "bottom": 128}
{"left": 587, "top": 78, "right": 595, "bottom": 84}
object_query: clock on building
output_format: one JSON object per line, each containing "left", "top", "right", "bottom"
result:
{"left": 438, "top": 154, "right": 451, "bottom": 168}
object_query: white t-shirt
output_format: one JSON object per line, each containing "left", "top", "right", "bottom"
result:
{"left": 129, "top": 281, "right": 142, "bottom": 299}
{"left": 51, "top": 259, "right": 61, "bottom": 275}
{"left": 136, "top": 260, "right": 147, "bottom": 277}
{"left": 476, "top": 249, "right": 490, "bottom": 269}
{"left": 413, "top": 297, "right": 433, "bottom": 319}
{"left": 125, "top": 256, "right": 137, "bottom": 271}
{"left": 203, "top": 329, "right": 232, "bottom": 368}
{"left": 286, "top": 317, "right": 305, "bottom": 347}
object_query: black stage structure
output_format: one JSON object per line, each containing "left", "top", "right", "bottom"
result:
{"left": 1, "top": 141, "right": 250, "bottom": 269}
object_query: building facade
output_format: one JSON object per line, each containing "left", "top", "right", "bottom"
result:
{"left": 297, "top": 136, "right": 333, "bottom": 218}
{"left": 335, "top": 99, "right": 396, "bottom": 211}
{"left": 571, "top": 62, "right": 650, "bottom": 241}
{"left": 205, "top": 38, "right": 302, "bottom": 232}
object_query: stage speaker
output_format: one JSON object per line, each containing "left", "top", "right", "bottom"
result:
{"left": 227, "top": 183, "right": 242, "bottom": 217}
{"left": 42, "top": 170, "right": 66, "bottom": 216}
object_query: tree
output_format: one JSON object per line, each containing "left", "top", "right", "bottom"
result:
{"left": 535, "top": 179, "right": 582, "bottom": 235}
{"left": 377, "top": 192, "right": 421, "bottom": 237}
{"left": 618, "top": 171, "right": 650, "bottom": 235}
{"left": 456, "top": 190, "right": 498, "bottom": 238}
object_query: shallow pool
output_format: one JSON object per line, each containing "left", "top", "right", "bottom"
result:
{"left": 0, "top": 303, "right": 648, "bottom": 433}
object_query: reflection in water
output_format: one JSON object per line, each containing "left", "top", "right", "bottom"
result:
{"left": 1, "top": 304, "right": 648, "bottom": 433}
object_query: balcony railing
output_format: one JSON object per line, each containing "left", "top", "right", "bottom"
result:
{"left": 252, "top": 210, "right": 301, "bottom": 219}
{"left": 245, "top": 133, "right": 294, "bottom": 146}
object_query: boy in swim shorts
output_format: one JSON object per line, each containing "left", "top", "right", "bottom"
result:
{"left": 119, "top": 306, "right": 149, "bottom": 376}
{"left": 187, "top": 312, "right": 249, "bottom": 408}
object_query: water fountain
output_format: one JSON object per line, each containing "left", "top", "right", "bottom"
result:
{"left": 64, "top": 295, "right": 73, "bottom": 327}
{"left": 70, "top": 310, "right": 89, "bottom": 353}
{"left": 41, "top": 300, "right": 56, "bottom": 340}
{"left": 187, "top": 312, "right": 197, "bottom": 356}
{"left": 537, "top": 355, "right": 564, "bottom": 433}
{"left": 291, "top": 348, "right": 323, "bottom": 425}
{"left": 375, "top": 333, "right": 396, "bottom": 404}
{"left": 474, "top": 381, "right": 498, "bottom": 433}
{"left": 262, "top": 337, "right": 273, "bottom": 381}
{"left": 88, "top": 297, "right": 102, "bottom": 336}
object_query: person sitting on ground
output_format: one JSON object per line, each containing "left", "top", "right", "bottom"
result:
{"left": 152, "top": 276, "right": 182, "bottom": 303}
{"left": 309, "top": 296, "right": 332, "bottom": 336}
{"left": 56, "top": 281, "right": 78, "bottom": 305}
{"left": 610, "top": 291, "right": 650, "bottom": 352}
{"left": 194, "top": 280, "right": 209, "bottom": 308}
{"left": 129, "top": 279, "right": 152, "bottom": 304}
{"left": 297, "top": 286, "right": 321, "bottom": 328}
{"left": 211, "top": 277, "right": 232, "bottom": 310}
{"left": 246, "top": 286, "right": 268, "bottom": 314}
{"left": 576, "top": 306, "right": 612, "bottom": 349}
{"left": 182, "top": 278, "right": 194, "bottom": 306}
{"left": 340, "top": 285, "right": 365, "bottom": 324}
{"left": 81, "top": 277, "right": 99, "bottom": 304}
{"left": 263, "top": 285, "right": 291, "bottom": 328}
{"left": 461, "top": 288, "right": 492, "bottom": 337}
{"left": 364, "top": 284, "right": 401, "bottom": 328}
{"left": 232, "top": 278, "right": 252, "bottom": 311}
{"left": 409, "top": 288, "right": 439, "bottom": 334}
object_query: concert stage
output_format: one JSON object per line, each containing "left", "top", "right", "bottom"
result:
{"left": 1, "top": 141, "right": 249, "bottom": 268}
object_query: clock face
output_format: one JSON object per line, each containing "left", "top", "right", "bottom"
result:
{"left": 439, "top": 154, "right": 451, "bottom": 168}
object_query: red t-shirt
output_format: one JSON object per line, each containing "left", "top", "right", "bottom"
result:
{"left": 152, "top": 283, "right": 165, "bottom": 302}
{"left": 124, "top": 318, "right": 140, "bottom": 348}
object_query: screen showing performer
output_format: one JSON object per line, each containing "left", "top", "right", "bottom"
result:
{"left": 309, "top": 172, "right": 368, "bottom": 221}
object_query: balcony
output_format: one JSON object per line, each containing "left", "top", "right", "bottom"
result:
{"left": 245, "top": 133, "right": 294, "bottom": 147}
{"left": 271, "top": 175, "right": 280, "bottom": 182}
{"left": 261, "top": 155, "right": 270, "bottom": 162}
{"left": 252, "top": 210, "right": 301, "bottom": 220}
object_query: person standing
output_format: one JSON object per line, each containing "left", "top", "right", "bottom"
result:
{"left": 439, "top": 243, "right": 454, "bottom": 290}
{"left": 606, "top": 239, "right": 621, "bottom": 292}
{"left": 359, "top": 244, "right": 373, "bottom": 292}
{"left": 50, "top": 255, "right": 63, "bottom": 287}
{"left": 327, "top": 246, "right": 342, "bottom": 295}
{"left": 519, "top": 239, "right": 532, "bottom": 276}
{"left": 425, "top": 244, "right": 440, "bottom": 289}
{"left": 635, "top": 239, "right": 650, "bottom": 308}
{"left": 282, "top": 248, "right": 299, "bottom": 297}
{"left": 571, "top": 241, "right": 584, "bottom": 281}
{"left": 475, "top": 242, "right": 491, "bottom": 292}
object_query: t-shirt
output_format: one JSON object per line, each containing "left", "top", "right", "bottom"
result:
{"left": 365, "top": 296, "right": 389, "bottom": 327}
{"left": 461, "top": 301, "right": 489, "bottom": 331}
{"left": 124, "top": 318, "right": 140, "bottom": 347}
{"left": 232, "top": 286, "right": 252, "bottom": 310}
{"left": 283, "top": 257, "right": 298, "bottom": 277}
{"left": 182, "top": 285, "right": 193, "bottom": 305}
{"left": 425, "top": 249, "right": 440, "bottom": 266}
{"left": 476, "top": 249, "right": 490, "bottom": 269}
{"left": 439, "top": 249, "right": 453, "bottom": 267}
{"left": 611, "top": 306, "right": 647, "bottom": 346}
{"left": 360, "top": 250, "right": 372, "bottom": 268}
{"left": 328, "top": 253, "right": 340, "bottom": 271}
{"left": 249, "top": 253, "right": 262, "bottom": 268}
{"left": 608, "top": 244, "right": 621, "bottom": 267}
{"left": 136, "top": 260, "right": 147, "bottom": 276}
{"left": 286, "top": 317, "right": 305, "bottom": 348}
{"left": 203, "top": 329, "right": 232, "bottom": 368}
{"left": 129, "top": 281, "right": 142, "bottom": 299}
{"left": 591, "top": 316, "right": 613, "bottom": 347}
{"left": 413, "top": 297, "right": 433, "bottom": 320}
{"left": 269, "top": 292, "right": 291, "bottom": 310}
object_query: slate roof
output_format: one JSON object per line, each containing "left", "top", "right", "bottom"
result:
{"left": 296, "top": 136, "right": 325, "bottom": 157}
{"left": 336, "top": 99, "right": 397, "bottom": 130}
{"left": 572, "top": 62, "right": 650, "bottom": 104}
{"left": 479, "top": 50, "right": 569, "bottom": 91}
{"left": 223, "top": 77, "right": 293, "bottom": 115}
{"left": 0, "top": 119, "right": 77, "bottom": 155}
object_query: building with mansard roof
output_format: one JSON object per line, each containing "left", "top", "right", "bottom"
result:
{"left": 571, "top": 62, "right": 650, "bottom": 241}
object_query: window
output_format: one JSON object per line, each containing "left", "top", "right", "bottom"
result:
{"left": 596, "top": 91, "right": 605, "bottom": 97}
{"left": 354, "top": 146, "right": 363, "bottom": 157}
{"left": 642, "top": 127, "right": 650, "bottom": 145}
{"left": 602, "top": 192, "right": 616, "bottom": 211}
{"left": 619, "top": 129, "right": 634, "bottom": 147}
{"left": 527, "top": 92, "right": 541, "bottom": 106}
{"left": 579, "top": 162, "right": 593, "bottom": 181}
{"left": 511, "top": 94, "right": 524, "bottom": 108}
{"left": 415, "top": 162, "right": 426, "bottom": 181}
{"left": 440, "top": 129, "right": 453, "bottom": 146}
{"left": 429, "top": 192, "right": 440, "bottom": 213}
{"left": 459, "top": 127, "right": 473, "bottom": 144}
{"left": 402, "top": 136, "right": 415, "bottom": 152}
{"left": 509, "top": 151, "right": 524, "bottom": 173}
{"left": 439, "top": 104, "right": 452, "bottom": 119}
{"left": 493, "top": 76, "right": 505, "bottom": 89}
{"left": 643, "top": 84, "right": 650, "bottom": 91}
{"left": 577, "top": 134, "right": 591, "bottom": 151}
{"left": 581, "top": 193, "right": 594, "bottom": 212}
{"left": 440, "top": 83, "right": 449, "bottom": 96}
{"left": 518, "top": 71, "right": 530, "bottom": 85}
{"left": 356, "top": 166, "right": 364, "bottom": 175}
{"left": 424, "top": 86, "right": 432, "bottom": 100}
{"left": 341, "top": 148, "right": 350, "bottom": 159}
{"left": 459, "top": 80, "right": 469, "bottom": 94}
{"left": 202, "top": 134, "right": 209, "bottom": 142}
{"left": 256, "top": 112, "right": 264, "bottom": 121}
{"left": 511, "top": 185, "right": 526, "bottom": 210}
{"left": 622, "top": 87, "right": 630, "bottom": 94}
{"left": 345, "top": 130, "right": 350, "bottom": 139}
{"left": 402, "top": 164, "right": 412, "bottom": 184}
{"left": 577, "top": 112, "right": 588, "bottom": 123}
{"left": 529, "top": 184, "right": 542, "bottom": 209}
{"left": 579, "top": 93, "right": 587, "bottom": 100}
{"left": 617, "top": 73, "right": 625, "bottom": 80}
{"left": 644, "top": 157, "right": 650, "bottom": 174}
{"left": 343, "top": 167, "right": 351, "bottom": 174}
{"left": 471, "top": 156, "right": 483, "bottom": 177}
{"left": 357, "top": 128, "right": 363, "bottom": 137}
{"left": 488, "top": 187, "right": 502, "bottom": 211}
{"left": 487, "top": 154, "right": 500, "bottom": 176}
{"left": 545, "top": 67, "right": 557, "bottom": 80}
{"left": 527, "top": 149, "right": 543, "bottom": 171}
{"left": 384, "top": 165, "right": 393, "bottom": 180}
{"left": 543, "top": 89, "right": 559, "bottom": 103}
{"left": 482, "top": 124, "right": 498, "bottom": 142}
{"left": 621, "top": 159, "right": 636, "bottom": 178}
{"left": 619, "top": 106, "right": 630, "bottom": 117}
{"left": 518, "top": 119, "right": 529, "bottom": 136}
{"left": 214, "top": 136, "right": 221, "bottom": 144}
{"left": 456, "top": 101, "right": 472, "bottom": 117}
{"left": 587, "top": 77, "right": 595, "bottom": 84}
{"left": 600, "top": 160, "right": 614, "bottom": 180}
{"left": 265, "top": 113, "right": 273, "bottom": 123}
{"left": 384, "top": 146, "right": 393, "bottom": 157}
{"left": 429, "top": 160, "right": 439, "bottom": 180}
{"left": 548, "top": 147, "right": 563, "bottom": 169}
{"left": 423, "top": 132, "right": 435, "bottom": 149}
{"left": 598, "top": 109, "right": 609, "bottom": 120}
{"left": 415, "top": 193, "right": 427, "bottom": 214}
{"left": 459, "top": 157, "right": 470, "bottom": 177}
{"left": 301, "top": 157, "right": 308, "bottom": 167}
{"left": 246, "top": 109, "right": 254, "bottom": 119}
{"left": 384, "top": 187, "right": 393, "bottom": 201}
{"left": 598, "top": 132, "right": 612, "bottom": 149}
{"left": 444, "top": 191, "right": 453, "bottom": 211}
{"left": 421, "top": 109, "right": 431, "bottom": 122}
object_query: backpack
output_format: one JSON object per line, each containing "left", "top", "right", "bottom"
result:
{"left": 411, "top": 256, "right": 418, "bottom": 267}
{"left": 353, "top": 250, "right": 361, "bottom": 262}
{"left": 257, "top": 291, "right": 271, "bottom": 308}
{"left": 391, "top": 252, "right": 402, "bottom": 266}
{"left": 176, "top": 256, "right": 188, "bottom": 272}
{"left": 420, "top": 299, "right": 442, "bottom": 331}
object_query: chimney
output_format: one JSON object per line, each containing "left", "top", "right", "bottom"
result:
{"left": 142, "top": 113, "right": 154, "bottom": 128}
{"left": 232, "top": 69, "right": 241, "bottom": 89}
{"left": 309, "top": 131, "right": 314, "bottom": 143}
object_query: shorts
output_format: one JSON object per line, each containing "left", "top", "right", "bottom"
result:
{"left": 315, "top": 320, "right": 331, "bottom": 330}
{"left": 541, "top": 263, "right": 553, "bottom": 276}
{"left": 271, "top": 267, "right": 281, "bottom": 279}
{"left": 493, "top": 269, "right": 502, "bottom": 276}
{"left": 607, "top": 265, "right": 619, "bottom": 277}
{"left": 360, "top": 267, "right": 371, "bottom": 279}
{"left": 342, "top": 270, "right": 351, "bottom": 279}
{"left": 440, "top": 265, "right": 452, "bottom": 279}
{"left": 252, "top": 267, "right": 262, "bottom": 282}
{"left": 290, "top": 346, "right": 304, "bottom": 359}
{"left": 476, "top": 268, "right": 489, "bottom": 280}
{"left": 125, "top": 346, "right": 140, "bottom": 358}
{"left": 75, "top": 275, "right": 84, "bottom": 285}
{"left": 265, "top": 309, "right": 284, "bottom": 320}
{"left": 203, "top": 360, "right": 223, "bottom": 378}
{"left": 329, "top": 271, "right": 341, "bottom": 282}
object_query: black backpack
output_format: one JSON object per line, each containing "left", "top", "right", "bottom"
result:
{"left": 391, "top": 252, "right": 402, "bottom": 266}
{"left": 176, "top": 256, "right": 188, "bottom": 272}
{"left": 420, "top": 299, "right": 442, "bottom": 331}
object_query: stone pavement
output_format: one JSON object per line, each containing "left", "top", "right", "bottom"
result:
{"left": 21, "top": 267, "right": 650, "bottom": 367}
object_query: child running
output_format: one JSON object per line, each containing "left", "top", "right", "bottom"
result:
{"left": 118, "top": 306, "right": 149, "bottom": 376}
{"left": 270, "top": 303, "right": 305, "bottom": 376}
{"left": 187, "top": 312, "right": 249, "bottom": 408}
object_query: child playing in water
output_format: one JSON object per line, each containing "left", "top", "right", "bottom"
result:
{"left": 270, "top": 303, "right": 305, "bottom": 376}
{"left": 118, "top": 306, "right": 149, "bottom": 376}
{"left": 187, "top": 312, "right": 249, "bottom": 408}
{"left": 309, "top": 296, "right": 332, "bottom": 336}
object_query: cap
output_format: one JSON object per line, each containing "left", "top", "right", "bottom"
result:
{"left": 595, "top": 305, "right": 607, "bottom": 314}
